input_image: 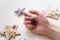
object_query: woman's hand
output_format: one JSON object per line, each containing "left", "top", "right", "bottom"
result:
{"left": 23, "top": 10, "right": 60, "bottom": 40}
{"left": 23, "top": 10, "right": 49, "bottom": 35}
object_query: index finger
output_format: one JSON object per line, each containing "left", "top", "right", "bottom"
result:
{"left": 29, "top": 10, "right": 40, "bottom": 16}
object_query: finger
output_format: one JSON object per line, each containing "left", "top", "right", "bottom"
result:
{"left": 29, "top": 10, "right": 40, "bottom": 16}
{"left": 25, "top": 24, "right": 34, "bottom": 29}
{"left": 23, "top": 21, "right": 31, "bottom": 25}
{"left": 29, "top": 10, "right": 45, "bottom": 19}
{"left": 24, "top": 17, "right": 31, "bottom": 21}
{"left": 24, "top": 14, "right": 37, "bottom": 21}
{"left": 23, "top": 12, "right": 31, "bottom": 17}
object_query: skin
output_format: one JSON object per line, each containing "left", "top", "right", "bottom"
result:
{"left": 23, "top": 10, "right": 60, "bottom": 40}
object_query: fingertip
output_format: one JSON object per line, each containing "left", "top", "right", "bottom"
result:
{"left": 23, "top": 12, "right": 31, "bottom": 17}
{"left": 23, "top": 12, "right": 28, "bottom": 16}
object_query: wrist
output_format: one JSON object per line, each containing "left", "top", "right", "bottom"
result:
{"left": 44, "top": 22, "right": 60, "bottom": 40}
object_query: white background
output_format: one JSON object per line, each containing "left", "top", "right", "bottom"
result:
{"left": 0, "top": 0, "right": 60, "bottom": 40}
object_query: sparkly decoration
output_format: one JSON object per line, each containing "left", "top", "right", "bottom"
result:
{"left": 47, "top": 9, "right": 60, "bottom": 20}
{"left": 15, "top": 8, "right": 25, "bottom": 17}
{"left": 0, "top": 25, "right": 21, "bottom": 40}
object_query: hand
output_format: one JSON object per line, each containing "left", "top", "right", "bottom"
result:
{"left": 23, "top": 10, "right": 49, "bottom": 35}
{"left": 23, "top": 10, "right": 60, "bottom": 40}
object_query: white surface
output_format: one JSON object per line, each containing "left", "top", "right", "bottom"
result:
{"left": 0, "top": 0, "right": 60, "bottom": 40}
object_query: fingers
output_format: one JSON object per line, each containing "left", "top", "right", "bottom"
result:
{"left": 24, "top": 16, "right": 36, "bottom": 29}
{"left": 23, "top": 10, "right": 39, "bottom": 29}
{"left": 24, "top": 16, "right": 34, "bottom": 29}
